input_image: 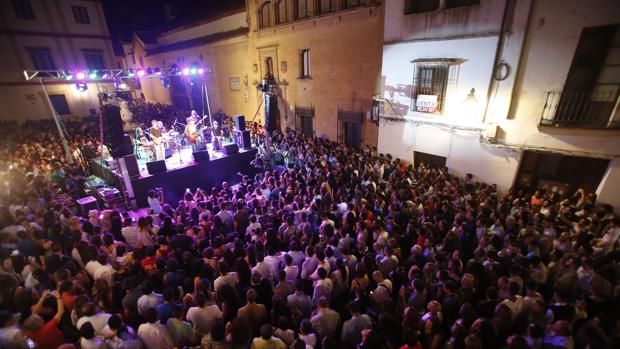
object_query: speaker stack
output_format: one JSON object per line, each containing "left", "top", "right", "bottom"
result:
{"left": 193, "top": 150, "right": 210, "bottom": 162}
{"left": 222, "top": 143, "right": 239, "bottom": 155}
{"left": 102, "top": 105, "right": 131, "bottom": 158}
{"left": 264, "top": 94, "right": 278, "bottom": 131}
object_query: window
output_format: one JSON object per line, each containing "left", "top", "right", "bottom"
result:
{"left": 71, "top": 5, "right": 90, "bottom": 24}
{"left": 28, "top": 48, "right": 55, "bottom": 70}
{"left": 83, "top": 49, "right": 105, "bottom": 69}
{"left": 295, "top": 106, "right": 314, "bottom": 136}
{"left": 276, "top": 0, "right": 288, "bottom": 24}
{"left": 445, "top": 0, "right": 480, "bottom": 9}
{"left": 12, "top": 0, "right": 34, "bottom": 19}
{"left": 404, "top": 0, "right": 440, "bottom": 14}
{"left": 265, "top": 57, "right": 274, "bottom": 78}
{"left": 412, "top": 64, "right": 449, "bottom": 113}
{"left": 319, "top": 0, "right": 337, "bottom": 14}
{"left": 296, "top": 0, "right": 313, "bottom": 19}
{"left": 414, "top": 151, "right": 447, "bottom": 168}
{"left": 300, "top": 49, "right": 310, "bottom": 78}
{"left": 49, "top": 94, "right": 71, "bottom": 115}
{"left": 259, "top": 1, "right": 272, "bottom": 28}
{"left": 540, "top": 25, "right": 620, "bottom": 128}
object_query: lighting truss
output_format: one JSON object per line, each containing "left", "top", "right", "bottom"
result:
{"left": 22, "top": 68, "right": 185, "bottom": 82}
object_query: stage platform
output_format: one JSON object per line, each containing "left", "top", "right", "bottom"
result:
{"left": 91, "top": 143, "right": 258, "bottom": 207}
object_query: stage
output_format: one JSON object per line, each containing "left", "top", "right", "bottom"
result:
{"left": 91, "top": 143, "right": 258, "bottom": 207}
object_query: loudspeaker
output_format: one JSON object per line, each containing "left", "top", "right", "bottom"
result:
{"left": 264, "top": 94, "right": 278, "bottom": 131}
{"left": 165, "top": 147, "right": 172, "bottom": 159}
{"left": 122, "top": 154, "right": 140, "bottom": 178}
{"left": 234, "top": 130, "right": 252, "bottom": 149}
{"left": 233, "top": 115, "right": 246, "bottom": 131}
{"left": 193, "top": 150, "right": 210, "bottom": 162}
{"left": 102, "top": 105, "right": 131, "bottom": 158}
{"left": 222, "top": 143, "right": 239, "bottom": 155}
{"left": 195, "top": 142, "right": 207, "bottom": 151}
{"left": 146, "top": 160, "right": 167, "bottom": 175}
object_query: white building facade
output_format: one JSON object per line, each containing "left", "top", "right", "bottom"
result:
{"left": 378, "top": 0, "right": 620, "bottom": 209}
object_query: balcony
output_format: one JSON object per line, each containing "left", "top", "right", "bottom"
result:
{"left": 540, "top": 91, "right": 620, "bottom": 129}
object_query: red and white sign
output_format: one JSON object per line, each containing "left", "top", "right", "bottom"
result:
{"left": 416, "top": 94, "right": 438, "bottom": 113}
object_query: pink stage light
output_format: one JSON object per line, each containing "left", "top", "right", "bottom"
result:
{"left": 137, "top": 69, "right": 146, "bottom": 77}
{"left": 75, "top": 71, "right": 86, "bottom": 80}
{"left": 182, "top": 68, "right": 191, "bottom": 76}
{"left": 197, "top": 68, "right": 204, "bottom": 75}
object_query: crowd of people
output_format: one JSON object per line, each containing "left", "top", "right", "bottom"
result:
{"left": 127, "top": 101, "right": 191, "bottom": 128}
{"left": 0, "top": 124, "right": 619, "bottom": 349}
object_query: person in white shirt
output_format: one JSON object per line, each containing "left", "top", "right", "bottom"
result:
{"left": 246, "top": 215, "right": 262, "bottom": 236}
{"left": 213, "top": 263, "right": 238, "bottom": 293}
{"left": 93, "top": 255, "right": 115, "bottom": 287}
{"left": 121, "top": 218, "right": 139, "bottom": 249}
{"left": 137, "top": 308, "right": 174, "bottom": 349}
{"left": 79, "top": 322, "right": 108, "bottom": 349}
{"left": 137, "top": 281, "right": 164, "bottom": 317}
{"left": 301, "top": 247, "right": 318, "bottom": 280}
{"left": 501, "top": 281, "right": 525, "bottom": 320}
{"left": 252, "top": 251, "right": 275, "bottom": 282}
{"left": 147, "top": 190, "right": 163, "bottom": 215}
{"left": 186, "top": 292, "right": 223, "bottom": 337}
{"left": 84, "top": 256, "right": 103, "bottom": 278}
{"left": 283, "top": 254, "right": 300, "bottom": 282}
{"left": 76, "top": 303, "right": 112, "bottom": 336}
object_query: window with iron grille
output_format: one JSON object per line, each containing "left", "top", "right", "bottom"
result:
{"left": 12, "top": 0, "right": 34, "bottom": 19}
{"left": 28, "top": 48, "right": 55, "bottom": 70}
{"left": 404, "top": 0, "right": 440, "bottom": 14}
{"left": 83, "top": 49, "right": 105, "bottom": 70}
{"left": 411, "top": 60, "right": 461, "bottom": 114}
{"left": 72, "top": 5, "right": 90, "bottom": 24}
{"left": 295, "top": 106, "right": 314, "bottom": 136}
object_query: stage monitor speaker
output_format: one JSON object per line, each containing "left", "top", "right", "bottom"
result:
{"left": 264, "top": 94, "right": 278, "bottom": 131}
{"left": 102, "top": 105, "right": 131, "bottom": 158}
{"left": 146, "top": 160, "right": 167, "bottom": 175}
{"left": 122, "top": 154, "right": 140, "bottom": 178}
{"left": 234, "top": 130, "right": 252, "bottom": 149}
{"left": 195, "top": 142, "right": 207, "bottom": 151}
{"left": 233, "top": 115, "right": 246, "bottom": 131}
{"left": 193, "top": 150, "right": 210, "bottom": 162}
{"left": 222, "top": 143, "right": 239, "bottom": 155}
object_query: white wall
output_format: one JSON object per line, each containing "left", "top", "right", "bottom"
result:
{"left": 377, "top": 119, "right": 519, "bottom": 191}
{"left": 381, "top": 36, "right": 498, "bottom": 125}
{"left": 596, "top": 160, "right": 620, "bottom": 210}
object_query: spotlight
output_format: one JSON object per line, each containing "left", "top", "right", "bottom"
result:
{"left": 182, "top": 68, "right": 190, "bottom": 76}
{"left": 127, "top": 69, "right": 135, "bottom": 78}
{"left": 75, "top": 82, "right": 88, "bottom": 92}
{"left": 65, "top": 72, "right": 73, "bottom": 80}
{"left": 160, "top": 77, "right": 170, "bottom": 88}
{"left": 154, "top": 68, "right": 162, "bottom": 75}
{"left": 76, "top": 71, "right": 86, "bottom": 80}
{"left": 119, "top": 82, "right": 127, "bottom": 89}
{"left": 101, "top": 72, "right": 109, "bottom": 79}
{"left": 89, "top": 71, "right": 98, "bottom": 79}
{"left": 197, "top": 68, "right": 204, "bottom": 75}
{"left": 137, "top": 69, "right": 146, "bottom": 77}
{"left": 190, "top": 68, "right": 197, "bottom": 75}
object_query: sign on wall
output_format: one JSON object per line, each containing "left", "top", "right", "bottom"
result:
{"left": 416, "top": 94, "right": 438, "bottom": 113}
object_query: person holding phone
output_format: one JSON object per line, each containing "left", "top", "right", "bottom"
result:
{"left": 23, "top": 290, "right": 65, "bottom": 349}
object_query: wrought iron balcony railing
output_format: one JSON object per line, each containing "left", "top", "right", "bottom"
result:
{"left": 540, "top": 91, "right": 620, "bottom": 129}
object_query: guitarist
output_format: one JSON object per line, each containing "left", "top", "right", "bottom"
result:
{"left": 150, "top": 119, "right": 165, "bottom": 161}
{"left": 185, "top": 116, "right": 199, "bottom": 152}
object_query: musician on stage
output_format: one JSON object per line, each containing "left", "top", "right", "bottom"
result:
{"left": 150, "top": 119, "right": 165, "bottom": 161}
{"left": 185, "top": 116, "right": 199, "bottom": 152}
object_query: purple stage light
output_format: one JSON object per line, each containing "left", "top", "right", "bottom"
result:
{"left": 76, "top": 71, "right": 86, "bottom": 80}
{"left": 197, "top": 68, "right": 204, "bottom": 75}
{"left": 137, "top": 69, "right": 146, "bottom": 77}
{"left": 182, "top": 68, "right": 190, "bottom": 76}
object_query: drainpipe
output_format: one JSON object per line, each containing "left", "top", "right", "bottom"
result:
{"left": 481, "top": 0, "right": 515, "bottom": 124}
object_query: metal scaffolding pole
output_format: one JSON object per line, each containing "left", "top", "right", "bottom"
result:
{"left": 39, "top": 79, "right": 73, "bottom": 164}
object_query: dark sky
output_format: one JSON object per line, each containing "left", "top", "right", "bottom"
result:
{"left": 102, "top": 0, "right": 246, "bottom": 42}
